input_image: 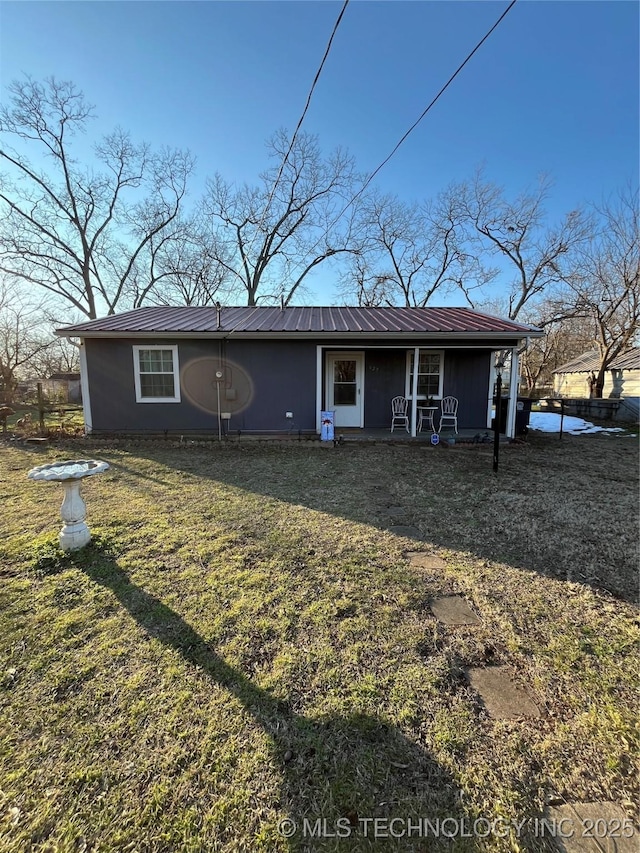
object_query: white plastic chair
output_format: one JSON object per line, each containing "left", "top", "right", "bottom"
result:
{"left": 391, "top": 396, "right": 410, "bottom": 433}
{"left": 438, "top": 396, "right": 459, "bottom": 434}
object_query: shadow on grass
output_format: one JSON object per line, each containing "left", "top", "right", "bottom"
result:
{"left": 107, "top": 459, "right": 171, "bottom": 486}
{"left": 61, "top": 539, "right": 471, "bottom": 851}
{"left": 124, "top": 438, "right": 639, "bottom": 604}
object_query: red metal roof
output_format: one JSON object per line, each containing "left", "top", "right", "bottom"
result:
{"left": 57, "top": 306, "right": 541, "bottom": 337}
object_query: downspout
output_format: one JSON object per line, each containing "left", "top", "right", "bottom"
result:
{"left": 216, "top": 302, "right": 258, "bottom": 434}
{"left": 487, "top": 357, "right": 496, "bottom": 429}
{"left": 316, "top": 346, "right": 323, "bottom": 435}
{"left": 216, "top": 302, "right": 226, "bottom": 438}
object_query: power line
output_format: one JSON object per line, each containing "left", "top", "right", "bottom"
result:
{"left": 228, "top": 0, "right": 516, "bottom": 307}
{"left": 246, "top": 0, "right": 350, "bottom": 273}
{"left": 333, "top": 0, "right": 518, "bottom": 223}
{"left": 273, "top": 0, "right": 350, "bottom": 191}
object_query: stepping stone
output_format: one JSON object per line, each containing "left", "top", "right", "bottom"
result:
{"left": 387, "top": 525, "right": 423, "bottom": 539}
{"left": 430, "top": 596, "right": 480, "bottom": 625}
{"left": 406, "top": 552, "right": 447, "bottom": 570}
{"left": 544, "top": 802, "right": 636, "bottom": 852}
{"left": 385, "top": 505, "right": 408, "bottom": 519}
{"left": 465, "top": 666, "right": 540, "bottom": 719}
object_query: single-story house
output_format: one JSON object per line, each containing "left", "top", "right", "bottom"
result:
{"left": 56, "top": 306, "right": 543, "bottom": 438}
{"left": 553, "top": 349, "right": 640, "bottom": 399}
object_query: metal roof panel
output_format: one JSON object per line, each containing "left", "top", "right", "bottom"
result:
{"left": 57, "top": 306, "right": 542, "bottom": 336}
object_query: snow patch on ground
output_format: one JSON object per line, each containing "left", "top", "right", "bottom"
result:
{"left": 529, "top": 412, "right": 635, "bottom": 436}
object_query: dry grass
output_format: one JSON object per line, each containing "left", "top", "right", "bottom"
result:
{"left": 0, "top": 432, "right": 638, "bottom": 852}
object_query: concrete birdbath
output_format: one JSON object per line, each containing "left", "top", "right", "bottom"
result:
{"left": 28, "top": 459, "right": 110, "bottom": 551}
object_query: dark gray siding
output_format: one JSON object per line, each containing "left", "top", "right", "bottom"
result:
{"left": 360, "top": 348, "right": 491, "bottom": 430}
{"left": 85, "top": 338, "right": 318, "bottom": 433}
{"left": 87, "top": 339, "right": 217, "bottom": 432}
{"left": 442, "top": 350, "right": 491, "bottom": 429}
{"left": 363, "top": 350, "right": 406, "bottom": 428}
{"left": 225, "top": 339, "right": 317, "bottom": 431}
{"left": 85, "top": 338, "right": 498, "bottom": 433}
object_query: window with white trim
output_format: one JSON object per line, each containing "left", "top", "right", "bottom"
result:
{"left": 133, "top": 345, "right": 181, "bottom": 403}
{"left": 406, "top": 350, "right": 444, "bottom": 399}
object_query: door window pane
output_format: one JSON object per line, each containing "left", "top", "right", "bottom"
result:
{"left": 334, "top": 360, "right": 356, "bottom": 383}
{"left": 334, "top": 384, "right": 356, "bottom": 405}
{"left": 333, "top": 359, "right": 357, "bottom": 405}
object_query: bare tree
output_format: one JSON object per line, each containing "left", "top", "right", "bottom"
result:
{"left": 202, "top": 130, "right": 360, "bottom": 306}
{"left": 340, "top": 189, "right": 494, "bottom": 307}
{"left": 0, "top": 76, "right": 195, "bottom": 319}
{"left": 129, "top": 215, "right": 231, "bottom": 308}
{"left": 456, "top": 170, "right": 592, "bottom": 320}
{"left": 0, "top": 284, "right": 54, "bottom": 403}
{"left": 518, "top": 308, "right": 594, "bottom": 394}
{"left": 555, "top": 185, "right": 640, "bottom": 397}
{"left": 338, "top": 254, "right": 392, "bottom": 307}
{"left": 29, "top": 335, "right": 80, "bottom": 379}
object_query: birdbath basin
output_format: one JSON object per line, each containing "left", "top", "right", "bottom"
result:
{"left": 28, "top": 459, "right": 110, "bottom": 550}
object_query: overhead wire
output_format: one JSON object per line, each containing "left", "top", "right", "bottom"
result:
{"left": 354, "top": 0, "right": 518, "bottom": 202}
{"left": 224, "top": 0, "right": 517, "bottom": 307}
{"left": 312, "top": 0, "right": 519, "bottom": 253}
{"left": 242, "top": 0, "right": 350, "bottom": 290}
{"left": 268, "top": 0, "right": 350, "bottom": 203}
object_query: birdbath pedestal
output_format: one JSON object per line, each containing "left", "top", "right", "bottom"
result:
{"left": 28, "top": 460, "right": 110, "bottom": 551}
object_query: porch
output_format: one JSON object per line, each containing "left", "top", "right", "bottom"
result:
{"left": 329, "top": 427, "right": 512, "bottom": 444}
{"left": 317, "top": 345, "right": 522, "bottom": 438}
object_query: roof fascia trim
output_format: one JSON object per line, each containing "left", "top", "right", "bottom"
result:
{"left": 56, "top": 329, "right": 541, "bottom": 340}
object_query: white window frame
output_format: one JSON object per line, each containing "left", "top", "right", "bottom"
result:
{"left": 133, "top": 345, "right": 181, "bottom": 403}
{"left": 405, "top": 349, "right": 444, "bottom": 400}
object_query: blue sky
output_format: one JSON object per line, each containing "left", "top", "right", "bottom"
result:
{"left": 1, "top": 0, "right": 638, "bottom": 306}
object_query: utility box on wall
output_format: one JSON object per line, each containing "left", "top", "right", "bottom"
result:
{"left": 320, "top": 411, "right": 335, "bottom": 441}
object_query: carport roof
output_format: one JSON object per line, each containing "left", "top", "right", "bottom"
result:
{"left": 553, "top": 349, "right": 640, "bottom": 373}
{"left": 57, "top": 306, "right": 542, "bottom": 338}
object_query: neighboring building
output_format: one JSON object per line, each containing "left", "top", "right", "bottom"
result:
{"left": 43, "top": 372, "right": 82, "bottom": 403}
{"left": 553, "top": 350, "right": 640, "bottom": 399}
{"left": 56, "top": 306, "right": 542, "bottom": 438}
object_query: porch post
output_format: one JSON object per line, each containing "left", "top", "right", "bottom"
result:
{"left": 316, "top": 346, "right": 323, "bottom": 434}
{"left": 410, "top": 347, "right": 419, "bottom": 437}
{"left": 506, "top": 347, "right": 519, "bottom": 438}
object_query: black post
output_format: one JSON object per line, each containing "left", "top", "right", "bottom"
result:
{"left": 493, "top": 371, "right": 502, "bottom": 473}
{"left": 559, "top": 398, "right": 564, "bottom": 440}
{"left": 37, "top": 382, "right": 46, "bottom": 434}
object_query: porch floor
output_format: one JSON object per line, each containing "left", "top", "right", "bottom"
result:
{"left": 332, "top": 427, "right": 512, "bottom": 444}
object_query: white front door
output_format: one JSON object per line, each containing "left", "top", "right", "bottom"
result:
{"left": 326, "top": 352, "right": 364, "bottom": 427}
